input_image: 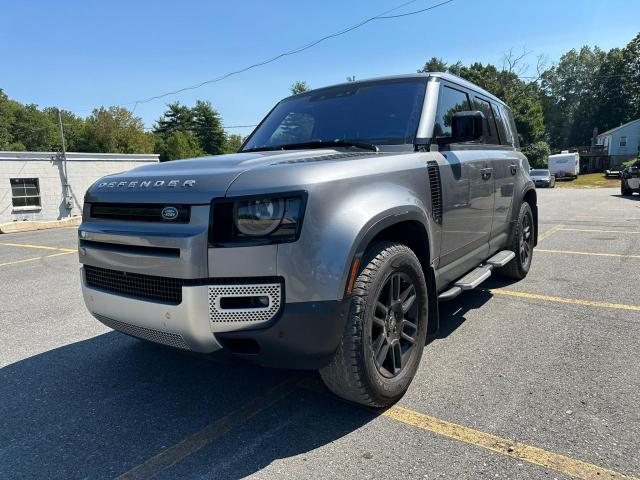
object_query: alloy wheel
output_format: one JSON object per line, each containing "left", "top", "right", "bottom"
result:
{"left": 519, "top": 212, "right": 533, "bottom": 266}
{"left": 370, "top": 272, "right": 419, "bottom": 378}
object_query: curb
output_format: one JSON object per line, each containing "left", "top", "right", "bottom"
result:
{"left": 0, "top": 216, "right": 81, "bottom": 234}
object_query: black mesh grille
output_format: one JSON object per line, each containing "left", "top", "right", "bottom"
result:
{"left": 85, "top": 266, "right": 184, "bottom": 304}
{"left": 427, "top": 161, "right": 443, "bottom": 225}
{"left": 84, "top": 266, "right": 282, "bottom": 305}
{"left": 90, "top": 203, "right": 190, "bottom": 223}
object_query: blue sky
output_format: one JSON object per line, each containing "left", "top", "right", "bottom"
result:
{"left": 2, "top": 0, "right": 639, "bottom": 137}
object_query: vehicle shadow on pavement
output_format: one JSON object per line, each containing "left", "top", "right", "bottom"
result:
{"left": 430, "top": 289, "right": 494, "bottom": 344}
{"left": 0, "top": 332, "right": 377, "bottom": 479}
{"left": 611, "top": 194, "right": 640, "bottom": 201}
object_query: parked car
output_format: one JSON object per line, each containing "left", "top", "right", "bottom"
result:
{"left": 548, "top": 151, "right": 580, "bottom": 179}
{"left": 605, "top": 167, "right": 622, "bottom": 177}
{"left": 78, "top": 73, "right": 538, "bottom": 407}
{"left": 530, "top": 169, "right": 556, "bottom": 188}
{"left": 621, "top": 160, "right": 640, "bottom": 195}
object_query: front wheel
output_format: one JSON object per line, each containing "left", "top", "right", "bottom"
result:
{"left": 621, "top": 181, "right": 633, "bottom": 196}
{"left": 319, "top": 242, "right": 429, "bottom": 407}
{"left": 496, "top": 202, "right": 534, "bottom": 280}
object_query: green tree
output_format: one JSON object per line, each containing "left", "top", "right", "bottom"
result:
{"left": 223, "top": 134, "right": 243, "bottom": 153}
{"left": 157, "top": 131, "right": 204, "bottom": 161}
{"left": 11, "top": 104, "right": 58, "bottom": 151}
{"left": 43, "top": 108, "right": 86, "bottom": 152}
{"left": 290, "top": 81, "right": 310, "bottom": 95}
{"left": 154, "top": 102, "right": 195, "bottom": 136}
{"left": 523, "top": 141, "right": 551, "bottom": 168}
{"left": 623, "top": 33, "right": 640, "bottom": 119}
{"left": 192, "top": 100, "right": 226, "bottom": 155}
{"left": 418, "top": 57, "right": 448, "bottom": 73}
{"left": 81, "top": 106, "right": 154, "bottom": 153}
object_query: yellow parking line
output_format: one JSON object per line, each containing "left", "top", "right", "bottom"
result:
{"left": 537, "top": 248, "right": 640, "bottom": 260}
{"left": 537, "top": 224, "right": 565, "bottom": 243}
{"left": 0, "top": 251, "right": 75, "bottom": 268}
{"left": 0, "top": 242, "right": 76, "bottom": 253}
{"left": 558, "top": 228, "right": 640, "bottom": 235}
{"left": 489, "top": 289, "right": 640, "bottom": 312}
{"left": 385, "top": 406, "right": 638, "bottom": 480}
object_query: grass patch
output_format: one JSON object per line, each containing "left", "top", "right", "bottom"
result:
{"left": 554, "top": 173, "right": 620, "bottom": 189}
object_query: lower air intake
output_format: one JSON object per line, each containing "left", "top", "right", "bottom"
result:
{"left": 95, "top": 314, "right": 190, "bottom": 350}
{"left": 208, "top": 283, "right": 282, "bottom": 327}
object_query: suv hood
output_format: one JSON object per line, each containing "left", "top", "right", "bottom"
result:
{"left": 85, "top": 149, "right": 375, "bottom": 204}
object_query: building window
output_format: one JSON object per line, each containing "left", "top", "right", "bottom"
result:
{"left": 619, "top": 136, "right": 627, "bottom": 147}
{"left": 10, "top": 178, "right": 41, "bottom": 208}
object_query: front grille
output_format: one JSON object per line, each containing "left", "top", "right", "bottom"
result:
{"left": 90, "top": 203, "right": 190, "bottom": 223}
{"left": 94, "top": 314, "right": 190, "bottom": 350}
{"left": 85, "top": 265, "right": 184, "bottom": 304}
{"left": 84, "top": 265, "right": 282, "bottom": 307}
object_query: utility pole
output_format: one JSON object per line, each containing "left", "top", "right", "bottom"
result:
{"left": 57, "top": 109, "right": 72, "bottom": 213}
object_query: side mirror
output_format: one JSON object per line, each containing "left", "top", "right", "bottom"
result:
{"left": 451, "top": 111, "right": 486, "bottom": 143}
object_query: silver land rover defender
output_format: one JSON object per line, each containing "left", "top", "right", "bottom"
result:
{"left": 79, "top": 73, "right": 537, "bottom": 407}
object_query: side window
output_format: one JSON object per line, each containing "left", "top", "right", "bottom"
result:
{"left": 494, "top": 103, "right": 513, "bottom": 147}
{"left": 504, "top": 107, "right": 520, "bottom": 148}
{"left": 473, "top": 97, "right": 500, "bottom": 145}
{"left": 619, "top": 136, "right": 627, "bottom": 147}
{"left": 434, "top": 86, "right": 470, "bottom": 138}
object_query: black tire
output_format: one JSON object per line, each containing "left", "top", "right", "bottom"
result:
{"left": 621, "top": 180, "right": 633, "bottom": 196}
{"left": 319, "top": 242, "right": 429, "bottom": 407}
{"left": 496, "top": 202, "right": 534, "bottom": 280}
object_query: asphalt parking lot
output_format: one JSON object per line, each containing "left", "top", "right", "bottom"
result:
{"left": 1, "top": 188, "right": 639, "bottom": 480}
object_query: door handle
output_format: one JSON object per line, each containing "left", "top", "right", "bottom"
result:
{"left": 510, "top": 163, "right": 517, "bottom": 175}
{"left": 481, "top": 167, "right": 493, "bottom": 180}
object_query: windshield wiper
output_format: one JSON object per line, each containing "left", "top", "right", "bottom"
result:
{"left": 244, "top": 139, "right": 379, "bottom": 153}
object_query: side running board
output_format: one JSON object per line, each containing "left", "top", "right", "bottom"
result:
{"left": 437, "top": 250, "right": 515, "bottom": 302}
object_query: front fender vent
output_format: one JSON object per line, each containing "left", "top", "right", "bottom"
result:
{"left": 427, "top": 161, "right": 443, "bottom": 225}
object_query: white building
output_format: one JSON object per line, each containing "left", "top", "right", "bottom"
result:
{"left": 0, "top": 151, "right": 159, "bottom": 224}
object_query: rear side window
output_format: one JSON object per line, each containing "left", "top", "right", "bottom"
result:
{"left": 493, "top": 103, "right": 513, "bottom": 147}
{"left": 503, "top": 106, "right": 520, "bottom": 148}
{"left": 434, "top": 86, "right": 471, "bottom": 138}
{"left": 473, "top": 97, "right": 500, "bottom": 145}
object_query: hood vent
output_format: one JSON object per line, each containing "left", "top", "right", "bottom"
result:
{"left": 273, "top": 151, "right": 377, "bottom": 165}
{"left": 427, "top": 161, "right": 443, "bottom": 225}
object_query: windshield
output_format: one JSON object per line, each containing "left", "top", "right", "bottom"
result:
{"left": 242, "top": 79, "right": 426, "bottom": 151}
{"left": 531, "top": 169, "right": 549, "bottom": 176}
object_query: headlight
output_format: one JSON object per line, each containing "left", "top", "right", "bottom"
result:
{"left": 234, "top": 198, "right": 285, "bottom": 236}
{"left": 210, "top": 192, "right": 306, "bottom": 246}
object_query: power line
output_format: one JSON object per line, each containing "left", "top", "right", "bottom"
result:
{"left": 127, "top": 0, "right": 454, "bottom": 112}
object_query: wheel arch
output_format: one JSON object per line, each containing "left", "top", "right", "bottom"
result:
{"left": 345, "top": 210, "right": 439, "bottom": 334}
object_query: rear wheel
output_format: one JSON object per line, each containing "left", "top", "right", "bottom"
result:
{"left": 621, "top": 180, "right": 633, "bottom": 196}
{"left": 497, "top": 202, "right": 534, "bottom": 280}
{"left": 319, "top": 242, "right": 429, "bottom": 407}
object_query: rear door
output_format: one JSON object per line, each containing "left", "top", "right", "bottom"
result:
{"left": 488, "top": 102, "right": 519, "bottom": 250}
{"left": 434, "top": 83, "right": 495, "bottom": 280}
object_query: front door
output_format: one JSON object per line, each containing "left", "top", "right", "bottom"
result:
{"left": 438, "top": 150, "right": 495, "bottom": 269}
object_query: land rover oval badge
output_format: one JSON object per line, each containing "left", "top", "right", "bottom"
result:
{"left": 161, "top": 206, "right": 179, "bottom": 221}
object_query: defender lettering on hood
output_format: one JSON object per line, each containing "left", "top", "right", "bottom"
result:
{"left": 97, "top": 179, "right": 196, "bottom": 189}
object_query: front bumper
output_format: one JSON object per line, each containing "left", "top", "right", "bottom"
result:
{"left": 81, "top": 267, "right": 350, "bottom": 369}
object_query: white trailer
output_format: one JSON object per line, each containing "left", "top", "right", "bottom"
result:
{"left": 548, "top": 151, "right": 580, "bottom": 179}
